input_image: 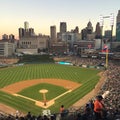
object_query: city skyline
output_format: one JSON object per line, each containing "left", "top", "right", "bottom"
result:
{"left": 0, "top": 0, "right": 120, "bottom": 39}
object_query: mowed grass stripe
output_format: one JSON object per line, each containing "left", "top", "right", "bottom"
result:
{"left": 0, "top": 91, "right": 41, "bottom": 114}
{"left": 0, "top": 64, "right": 99, "bottom": 88}
{"left": 49, "top": 76, "right": 99, "bottom": 112}
{"left": 0, "top": 64, "right": 101, "bottom": 114}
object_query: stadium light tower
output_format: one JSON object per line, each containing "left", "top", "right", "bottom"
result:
{"left": 99, "top": 15, "right": 104, "bottom": 50}
{"left": 99, "top": 13, "right": 114, "bottom": 51}
{"left": 110, "top": 13, "right": 114, "bottom": 52}
{"left": 99, "top": 13, "right": 114, "bottom": 69}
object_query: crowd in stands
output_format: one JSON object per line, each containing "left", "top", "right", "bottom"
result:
{"left": 98, "top": 62, "right": 120, "bottom": 120}
{"left": 0, "top": 57, "right": 120, "bottom": 120}
{"left": 70, "top": 57, "right": 120, "bottom": 120}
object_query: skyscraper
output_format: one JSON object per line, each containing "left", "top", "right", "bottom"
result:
{"left": 24, "top": 21, "right": 29, "bottom": 31}
{"left": 2, "top": 34, "right": 8, "bottom": 40}
{"left": 116, "top": 10, "right": 120, "bottom": 41}
{"left": 95, "top": 22, "right": 101, "bottom": 39}
{"left": 60, "top": 22, "right": 67, "bottom": 33}
{"left": 86, "top": 21, "right": 93, "bottom": 34}
{"left": 19, "top": 22, "right": 35, "bottom": 38}
{"left": 50, "top": 25, "right": 57, "bottom": 43}
{"left": 81, "top": 28, "right": 87, "bottom": 40}
{"left": 19, "top": 28, "right": 24, "bottom": 38}
{"left": 29, "top": 28, "right": 34, "bottom": 36}
{"left": 73, "top": 26, "right": 79, "bottom": 33}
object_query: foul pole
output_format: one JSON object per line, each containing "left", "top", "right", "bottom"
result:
{"left": 105, "top": 48, "right": 108, "bottom": 69}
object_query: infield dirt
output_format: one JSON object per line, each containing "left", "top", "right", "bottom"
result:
{"left": 0, "top": 72, "right": 106, "bottom": 114}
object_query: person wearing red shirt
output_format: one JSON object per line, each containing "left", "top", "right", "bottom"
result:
{"left": 94, "top": 95, "right": 106, "bottom": 120}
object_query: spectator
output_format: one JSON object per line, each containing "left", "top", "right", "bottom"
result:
{"left": 81, "top": 107, "right": 94, "bottom": 120}
{"left": 94, "top": 95, "right": 106, "bottom": 120}
{"left": 26, "top": 111, "right": 31, "bottom": 120}
{"left": 60, "top": 105, "right": 65, "bottom": 119}
{"left": 60, "top": 105, "right": 64, "bottom": 113}
{"left": 60, "top": 105, "right": 69, "bottom": 119}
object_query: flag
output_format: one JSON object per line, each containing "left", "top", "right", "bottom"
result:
{"left": 88, "top": 44, "right": 92, "bottom": 49}
{"left": 102, "top": 45, "right": 109, "bottom": 53}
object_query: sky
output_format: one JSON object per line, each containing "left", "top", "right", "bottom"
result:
{"left": 0, "top": 0, "right": 120, "bottom": 39}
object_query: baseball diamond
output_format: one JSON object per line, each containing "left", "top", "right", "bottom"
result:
{"left": 0, "top": 63, "right": 101, "bottom": 115}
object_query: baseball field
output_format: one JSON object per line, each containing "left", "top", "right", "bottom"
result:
{"left": 0, "top": 63, "right": 101, "bottom": 115}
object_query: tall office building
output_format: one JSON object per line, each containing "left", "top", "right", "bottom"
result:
{"left": 95, "top": 22, "right": 101, "bottom": 39}
{"left": 24, "top": 21, "right": 29, "bottom": 37}
{"left": 60, "top": 22, "right": 67, "bottom": 33}
{"left": 29, "top": 28, "right": 34, "bottom": 36}
{"left": 2, "top": 34, "right": 8, "bottom": 40}
{"left": 24, "top": 21, "right": 29, "bottom": 31}
{"left": 50, "top": 25, "right": 57, "bottom": 43}
{"left": 19, "top": 22, "right": 35, "bottom": 38}
{"left": 86, "top": 21, "right": 93, "bottom": 34}
{"left": 104, "top": 30, "right": 112, "bottom": 39}
{"left": 81, "top": 28, "right": 87, "bottom": 40}
{"left": 116, "top": 10, "right": 120, "bottom": 41}
{"left": 19, "top": 28, "right": 24, "bottom": 38}
{"left": 9, "top": 34, "right": 15, "bottom": 40}
{"left": 73, "top": 26, "right": 79, "bottom": 33}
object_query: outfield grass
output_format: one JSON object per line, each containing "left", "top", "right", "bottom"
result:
{"left": 0, "top": 64, "right": 101, "bottom": 115}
